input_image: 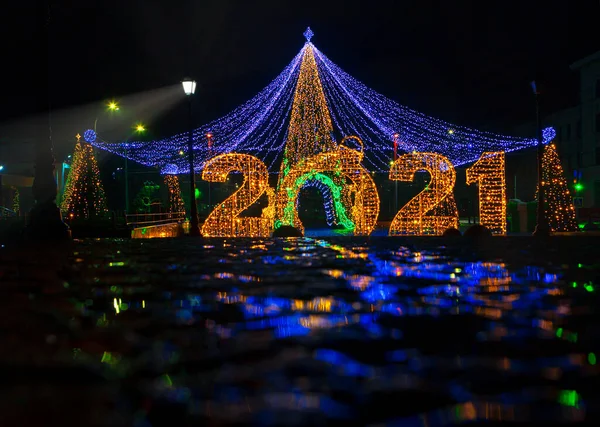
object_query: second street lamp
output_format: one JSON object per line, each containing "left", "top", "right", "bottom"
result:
{"left": 182, "top": 78, "right": 201, "bottom": 236}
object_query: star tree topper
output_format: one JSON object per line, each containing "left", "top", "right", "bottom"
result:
{"left": 303, "top": 27, "right": 314, "bottom": 42}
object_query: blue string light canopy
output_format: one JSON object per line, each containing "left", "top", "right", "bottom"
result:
{"left": 87, "top": 28, "right": 554, "bottom": 174}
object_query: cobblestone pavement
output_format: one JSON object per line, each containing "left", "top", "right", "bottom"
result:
{"left": 0, "top": 236, "right": 599, "bottom": 426}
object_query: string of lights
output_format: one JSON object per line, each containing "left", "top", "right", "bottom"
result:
{"left": 389, "top": 152, "right": 458, "bottom": 235}
{"left": 466, "top": 152, "right": 506, "bottom": 234}
{"left": 275, "top": 143, "right": 379, "bottom": 236}
{"left": 298, "top": 177, "right": 351, "bottom": 228}
{"left": 61, "top": 135, "right": 108, "bottom": 219}
{"left": 86, "top": 29, "right": 553, "bottom": 175}
{"left": 201, "top": 154, "right": 273, "bottom": 237}
{"left": 536, "top": 144, "right": 577, "bottom": 232}
{"left": 164, "top": 174, "right": 186, "bottom": 215}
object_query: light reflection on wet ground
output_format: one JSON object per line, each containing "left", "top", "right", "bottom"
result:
{"left": 1, "top": 237, "right": 599, "bottom": 426}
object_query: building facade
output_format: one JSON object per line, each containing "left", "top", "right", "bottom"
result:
{"left": 570, "top": 50, "right": 600, "bottom": 208}
{"left": 514, "top": 50, "right": 600, "bottom": 208}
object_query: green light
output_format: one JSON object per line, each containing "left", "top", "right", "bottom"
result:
{"left": 574, "top": 182, "right": 583, "bottom": 192}
{"left": 588, "top": 353, "right": 597, "bottom": 365}
{"left": 584, "top": 283, "right": 595, "bottom": 292}
{"left": 195, "top": 188, "right": 201, "bottom": 199}
{"left": 572, "top": 282, "right": 577, "bottom": 288}
{"left": 556, "top": 327, "right": 563, "bottom": 338}
{"left": 557, "top": 390, "right": 580, "bottom": 407}
{"left": 109, "top": 261, "right": 125, "bottom": 267}
{"left": 578, "top": 263, "right": 583, "bottom": 268}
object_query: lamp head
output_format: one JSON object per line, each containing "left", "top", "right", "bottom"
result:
{"left": 181, "top": 78, "right": 197, "bottom": 96}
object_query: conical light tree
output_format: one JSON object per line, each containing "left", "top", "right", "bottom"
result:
{"left": 280, "top": 40, "right": 335, "bottom": 176}
{"left": 164, "top": 174, "right": 185, "bottom": 214}
{"left": 536, "top": 143, "right": 577, "bottom": 232}
{"left": 61, "top": 135, "right": 108, "bottom": 218}
{"left": 276, "top": 32, "right": 354, "bottom": 229}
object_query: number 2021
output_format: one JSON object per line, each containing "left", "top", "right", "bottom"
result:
{"left": 200, "top": 151, "right": 506, "bottom": 237}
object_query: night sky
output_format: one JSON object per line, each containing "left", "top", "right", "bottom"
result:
{"left": 1, "top": 1, "right": 599, "bottom": 147}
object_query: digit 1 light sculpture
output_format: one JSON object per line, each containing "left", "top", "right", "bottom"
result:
{"left": 466, "top": 152, "right": 506, "bottom": 235}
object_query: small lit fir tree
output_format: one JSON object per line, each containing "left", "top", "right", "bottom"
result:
{"left": 164, "top": 174, "right": 185, "bottom": 214}
{"left": 535, "top": 143, "right": 577, "bottom": 232}
{"left": 61, "top": 134, "right": 108, "bottom": 218}
{"left": 11, "top": 187, "right": 20, "bottom": 216}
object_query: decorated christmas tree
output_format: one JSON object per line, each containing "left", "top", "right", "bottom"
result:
{"left": 536, "top": 143, "right": 577, "bottom": 232}
{"left": 61, "top": 134, "right": 108, "bottom": 218}
{"left": 164, "top": 174, "right": 185, "bottom": 214}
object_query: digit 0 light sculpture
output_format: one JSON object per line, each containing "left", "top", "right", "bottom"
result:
{"left": 466, "top": 152, "right": 506, "bottom": 234}
{"left": 389, "top": 152, "right": 458, "bottom": 235}
{"left": 276, "top": 137, "right": 380, "bottom": 236}
{"left": 201, "top": 153, "right": 274, "bottom": 237}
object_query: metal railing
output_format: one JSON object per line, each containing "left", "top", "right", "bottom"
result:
{"left": 125, "top": 211, "right": 186, "bottom": 227}
{"left": 0, "top": 206, "right": 17, "bottom": 219}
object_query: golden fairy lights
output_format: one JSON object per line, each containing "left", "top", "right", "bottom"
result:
{"left": 537, "top": 144, "right": 577, "bottom": 232}
{"left": 466, "top": 152, "right": 506, "bottom": 235}
{"left": 275, "top": 139, "right": 380, "bottom": 236}
{"left": 201, "top": 153, "right": 274, "bottom": 237}
{"left": 164, "top": 174, "right": 185, "bottom": 215}
{"left": 280, "top": 44, "right": 335, "bottom": 173}
{"left": 61, "top": 135, "right": 108, "bottom": 219}
{"left": 389, "top": 152, "right": 458, "bottom": 235}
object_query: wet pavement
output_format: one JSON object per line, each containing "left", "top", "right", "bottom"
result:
{"left": 1, "top": 236, "right": 599, "bottom": 426}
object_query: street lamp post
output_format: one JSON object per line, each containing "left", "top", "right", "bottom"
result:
{"left": 532, "top": 82, "right": 549, "bottom": 237}
{"left": 94, "top": 101, "right": 119, "bottom": 132}
{"left": 207, "top": 132, "right": 213, "bottom": 209}
{"left": 393, "top": 133, "right": 399, "bottom": 215}
{"left": 182, "top": 78, "right": 201, "bottom": 236}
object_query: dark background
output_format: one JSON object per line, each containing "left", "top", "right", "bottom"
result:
{"left": 1, "top": 0, "right": 599, "bottom": 144}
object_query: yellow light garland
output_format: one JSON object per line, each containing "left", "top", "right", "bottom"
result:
{"left": 466, "top": 151, "right": 506, "bottom": 234}
{"left": 535, "top": 144, "right": 577, "bottom": 232}
{"left": 164, "top": 174, "right": 185, "bottom": 215}
{"left": 61, "top": 136, "right": 108, "bottom": 219}
{"left": 201, "top": 153, "right": 274, "bottom": 237}
{"left": 280, "top": 44, "right": 335, "bottom": 173}
{"left": 276, "top": 139, "right": 380, "bottom": 236}
{"left": 389, "top": 152, "right": 458, "bottom": 235}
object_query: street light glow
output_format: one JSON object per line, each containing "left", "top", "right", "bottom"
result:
{"left": 0, "top": 165, "right": 4, "bottom": 171}
{"left": 181, "top": 78, "right": 197, "bottom": 96}
{"left": 135, "top": 124, "right": 146, "bottom": 132}
{"left": 107, "top": 101, "right": 119, "bottom": 111}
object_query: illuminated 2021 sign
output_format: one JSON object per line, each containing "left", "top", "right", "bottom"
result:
{"left": 199, "top": 149, "right": 506, "bottom": 237}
